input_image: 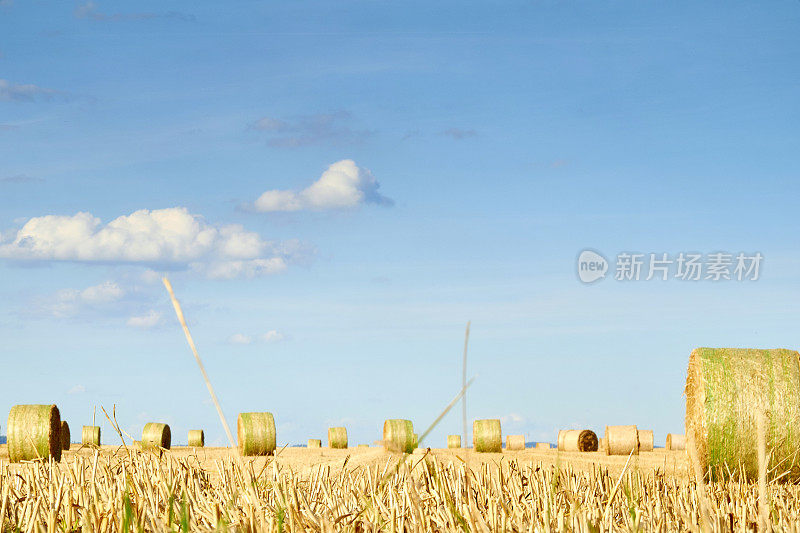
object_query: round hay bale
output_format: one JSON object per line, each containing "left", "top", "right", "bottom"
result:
{"left": 666, "top": 433, "right": 685, "bottom": 451}
{"left": 605, "top": 425, "right": 639, "bottom": 456}
{"left": 506, "top": 434, "right": 525, "bottom": 451}
{"left": 82, "top": 425, "right": 100, "bottom": 446}
{"left": 328, "top": 427, "right": 348, "bottom": 449}
{"left": 382, "top": 419, "right": 416, "bottom": 453}
{"left": 535, "top": 442, "right": 551, "bottom": 450}
{"left": 357, "top": 444, "right": 369, "bottom": 448}
{"left": 685, "top": 347, "right": 800, "bottom": 481}
{"left": 473, "top": 419, "right": 501, "bottom": 453}
{"left": 7, "top": 404, "right": 62, "bottom": 462}
{"left": 60, "top": 421, "right": 71, "bottom": 451}
{"left": 638, "top": 430, "right": 654, "bottom": 452}
{"left": 598, "top": 438, "right": 606, "bottom": 451}
{"left": 141, "top": 423, "right": 171, "bottom": 450}
{"left": 308, "top": 439, "right": 322, "bottom": 448}
{"left": 447, "top": 435, "right": 461, "bottom": 448}
{"left": 557, "top": 430, "right": 567, "bottom": 451}
{"left": 237, "top": 412, "right": 276, "bottom": 456}
{"left": 188, "top": 430, "right": 204, "bottom": 447}
{"left": 563, "top": 429, "right": 599, "bottom": 452}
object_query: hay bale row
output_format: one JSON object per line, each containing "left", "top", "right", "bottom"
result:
{"left": 473, "top": 419, "right": 501, "bottom": 453}
{"left": 447, "top": 435, "right": 461, "bottom": 448}
{"left": 506, "top": 435, "right": 525, "bottom": 451}
{"left": 666, "top": 433, "right": 685, "bottom": 451}
{"left": 638, "top": 430, "right": 654, "bottom": 452}
{"left": 238, "top": 412, "right": 276, "bottom": 456}
{"left": 7, "top": 405, "right": 62, "bottom": 462}
{"left": 535, "top": 442, "right": 550, "bottom": 450}
{"left": 308, "top": 439, "right": 322, "bottom": 448}
{"left": 563, "top": 429, "right": 599, "bottom": 452}
{"left": 188, "top": 429, "right": 204, "bottom": 447}
{"left": 685, "top": 347, "right": 800, "bottom": 481}
{"left": 82, "top": 425, "right": 101, "bottom": 446}
{"left": 382, "top": 419, "right": 416, "bottom": 453}
{"left": 328, "top": 427, "right": 348, "bottom": 449}
{"left": 142, "top": 423, "right": 171, "bottom": 450}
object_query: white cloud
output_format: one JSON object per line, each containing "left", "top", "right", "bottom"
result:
{"left": 262, "top": 330, "right": 286, "bottom": 343}
{"left": 42, "top": 281, "right": 125, "bottom": 318}
{"left": 0, "top": 207, "right": 296, "bottom": 278}
{"left": 228, "top": 333, "right": 253, "bottom": 345}
{"left": 127, "top": 310, "right": 163, "bottom": 328}
{"left": 254, "top": 160, "right": 392, "bottom": 212}
{"left": 0, "top": 79, "right": 61, "bottom": 102}
{"left": 500, "top": 413, "right": 526, "bottom": 426}
{"left": 67, "top": 384, "right": 86, "bottom": 394}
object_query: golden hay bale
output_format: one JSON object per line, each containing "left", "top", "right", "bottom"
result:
{"left": 685, "top": 347, "right": 800, "bottom": 481}
{"left": 557, "top": 430, "right": 567, "bottom": 451}
{"left": 357, "top": 444, "right": 369, "bottom": 448}
{"left": 638, "top": 430, "right": 654, "bottom": 452}
{"left": 188, "top": 430, "right": 204, "bottom": 447}
{"left": 563, "top": 429, "right": 599, "bottom": 452}
{"left": 605, "top": 425, "right": 639, "bottom": 455}
{"left": 382, "top": 419, "right": 416, "bottom": 453}
{"left": 506, "top": 435, "right": 525, "bottom": 451}
{"left": 308, "top": 439, "right": 322, "bottom": 448}
{"left": 60, "top": 421, "right": 71, "bottom": 450}
{"left": 447, "top": 435, "right": 461, "bottom": 448}
{"left": 597, "top": 438, "right": 605, "bottom": 451}
{"left": 141, "top": 423, "right": 171, "bottom": 450}
{"left": 328, "top": 427, "right": 348, "bottom": 449}
{"left": 535, "top": 442, "right": 550, "bottom": 450}
{"left": 82, "top": 426, "right": 100, "bottom": 447}
{"left": 666, "top": 433, "right": 685, "bottom": 451}
{"left": 7, "top": 404, "right": 62, "bottom": 462}
{"left": 473, "top": 419, "right": 501, "bottom": 453}
{"left": 237, "top": 412, "right": 276, "bottom": 456}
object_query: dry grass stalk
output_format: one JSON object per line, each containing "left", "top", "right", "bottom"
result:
{"left": 473, "top": 419, "right": 501, "bottom": 453}
{"left": 7, "top": 404, "right": 62, "bottom": 462}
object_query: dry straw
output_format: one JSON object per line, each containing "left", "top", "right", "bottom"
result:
{"left": 685, "top": 347, "right": 800, "bottom": 481}
{"left": 307, "top": 439, "right": 322, "bottom": 448}
{"left": 141, "top": 423, "right": 171, "bottom": 450}
{"left": 60, "top": 421, "right": 70, "bottom": 450}
{"left": 605, "top": 425, "right": 639, "bottom": 455}
{"left": 666, "top": 433, "right": 685, "bottom": 451}
{"left": 536, "top": 442, "right": 551, "bottom": 450}
{"left": 563, "top": 429, "right": 599, "bottom": 452}
{"left": 188, "top": 430, "right": 204, "bottom": 447}
{"left": 638, "top": 430, "right": 654, "bottom": 452}
{"left": 328, "top": 427, "right": 348, "bottom": 449}
{"left": 7, "top": 404, "right": 62, "bottom": 462}
{"left": 82, "top": 426, "right": 100, "bottom": 447}
{"left": 447, "top": 435, "right": 461, "bottom": 448}
{"left": 382, "top": 419, "right": 416, "bottom": 453}
{"left": 237, "top": 412, "right": 276, "bottom": 456}
{"left": 598, "top": 438, "right": 606, "bottom": 451}
{"left": 473, "top": 419, "right": 501, "bottom": 453}
{"left": 506, "top": 435, "right": 525, "bottom": 451}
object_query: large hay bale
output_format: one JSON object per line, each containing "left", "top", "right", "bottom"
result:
{"left": 447, "top": 435, "right": 461, "bottom": 448}
{"left": 473, "top": 419, "right": 501, "bottom": 452}
{"left": 666, "top": 433, "right": 685, "bottom": 451}
{"left": 535, "top": 442, "right": 551, "bottom": 450}
{"left": 308, "top": 439, "right": 322, "bottom": 448}
{"left": 237, "top": 412, "right": 276, "bottom": 456}
{"left": 605, "top": 425, "right": 639, "bottom": 455}
{"left": 685, "top": 347, "right": 800, "bottom": 481}
{"left": 7, "top": 404, "right": 62, "bottom": 462}
{"left": 506, "top": 434, "right": 525, "bottom": 451}
{"left": 557, "top": 430, "right": 567, "bottom": 451}
{"left": 188, "top": 430, "right": 204, "bottom": 447}
{"left": 142, "top": 423, "right": 171, "bottom": 450}
{"left": 638, "top": 430, "right": 654, "bottom": 452}
{"left": 328, "top": 427, "right": 348, "bottom": 449}
{"left": 82, "top": 425, "right": 100, "bottom": 446}
{"left": 60, "top": 421, "right": 71, "bottom": 450}
{"left": 382, "top": 419, "right": 416, "bottom": 453}
{"left": 563, "top": 429, "right": 599, "bottom": 452}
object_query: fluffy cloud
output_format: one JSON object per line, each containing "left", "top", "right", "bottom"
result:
{"left": 67, "top": 384, "right": 86, "bottom": 394}
{"left": 0, "top": 207, "right": 296, "bottom": 278}
{"left": 127, "top": 310, "right": 163, "bottom": 328}
{"left": 0, "top": 79, "right": 61, "bottom": 102}
{"left": 40, "top": 281, "right": 125, "bottom": 318}
{"left": 254, "top": 160, "right": 392, "bottom": 212}
{"left": 228, "top": 330, "right": 286, "bottom": 345}
{"left": 262, "top": 330, "right": 285, "bottom": 343}
{"left": 228, "top": 333, "right": 253, "bottom": 345}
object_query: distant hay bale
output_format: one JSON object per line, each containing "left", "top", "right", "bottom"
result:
{"left": 535, "top": 442, "right": 550, "bottom": 450}
{"left": 685, "top": 347, "right": 800, "bottom": 481}
{"left": 447, "top": 435, "right": 461, "bottom": 448}
{"left": 506, "top": 435, "right": 525, "bottom": 451}
{"left": 237, "top": 412, "right": 276, "bottom": 456}
{"left": 473, "top": 419, "right": 501, "bottom": 453}
{"left": 308, "top": 439, "right": 322, "bottom": 448}
{"left": 141, "top": 423, "right": 171, "bottom": 450}
{"left": 557, "top": 430, "right": 567, "bottom": 451}
{"left": 598, "top": 438, "right": 605, "bottom": 451}
{"left": 188, "top": 430, "right": 204, "bottom": 447}
{"left": 82, "top": 426, "right": 100, "bottom": 447}
{"left": 638, "top": 430, "right": 654, "bottom": 452}
{"left": 382, "top": 419, "right": 416, "bottom": 453}
{"left": 60, "top": 421, "right": 71, "bottom": 450}
{"left": 7, "top": 404, "right": 62, "bottom": 463}
{"left": 563, "top": 429, "right": 599, "bottom": 452}
{"left": 666, "top": 433, "right": 685, "bottom": 451}
{"left": 357, "top": 444, "right": 369, "bottom": 448}
{"left": 605, "top": 425, "right": 639, "bottom": 455}
{"left": 328, "top": 427, "right": 348, "bottom": 449}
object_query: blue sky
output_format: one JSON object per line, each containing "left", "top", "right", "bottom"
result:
{"left": 1, "top": 1, "right": 798, "bottom": 447}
